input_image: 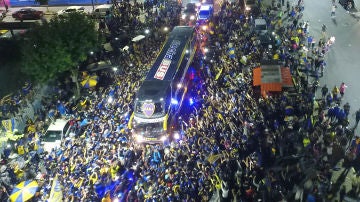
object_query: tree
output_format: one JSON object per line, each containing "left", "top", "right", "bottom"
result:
{"left": 21, "top": 13, "right": 99, "bottom": 97}
{"left": 0, "top": 39, "right": 26, "bottom": 97}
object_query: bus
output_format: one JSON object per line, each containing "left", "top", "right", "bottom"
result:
{"left": 129, "top": 26, "right": 197, "bottom": 144}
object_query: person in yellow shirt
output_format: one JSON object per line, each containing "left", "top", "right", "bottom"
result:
{"left": 102, "top": 191, "right": 111, "bottom": 202}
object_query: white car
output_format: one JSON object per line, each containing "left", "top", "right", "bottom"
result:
{"left": 57, "top": 6, "right": 85, "bottom": 16}
{"left": 41, "top": 119, "right": 71, "bottom": 153}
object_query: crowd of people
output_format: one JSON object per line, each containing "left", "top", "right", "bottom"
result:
{"left": 1, "top": 0, "right": 360, "bottom": 201}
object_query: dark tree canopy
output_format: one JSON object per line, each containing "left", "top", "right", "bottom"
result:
{"left": 21, "top": 13, "right": 98, "bottom": 83}
{"left": 0, "top": 39, "right": 26, "bottom": 97}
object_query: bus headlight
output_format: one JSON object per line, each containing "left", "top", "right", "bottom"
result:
{"left": 160, "top": 136, "right": 167, "bottom": 142}
{"left": 135, "top": 135, "right": 144, "bottom": 142}
{"left": 173, "top": 132, "right": 180, "bottom": 140}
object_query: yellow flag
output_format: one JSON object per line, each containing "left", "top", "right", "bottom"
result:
{"left": 48, "top": 175, "right": 63, "bottom": 202}
{"left": 2, "top": 119, "right": 14, "bottom": 132}
{"left": 215, "top": 67, "right": 223, "bottom": 80}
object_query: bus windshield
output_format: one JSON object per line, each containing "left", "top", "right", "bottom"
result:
{"left": 134, "top": 122, "right": 164, "bottom": 135}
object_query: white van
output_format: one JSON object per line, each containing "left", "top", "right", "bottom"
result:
{"left": 41, "top": 119, "right": 71, "bottom": 153}
{"left": 92, "top": 4, "right": 113, "bottom": 18}
{"left": 197, "top": 5, "right": 213, "bottom": 22}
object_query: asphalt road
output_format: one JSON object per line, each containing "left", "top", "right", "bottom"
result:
{"left": 301, "top": 0, "right": 360, "bottom": 129}
{"left": 302, "top": 0, "right": 360, "bottom": 198}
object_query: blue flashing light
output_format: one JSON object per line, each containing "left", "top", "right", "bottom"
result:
{"left": 171, "top": 98, "right": 179, "bottom": 105}
{"left": 189, "top": 98, "right": 194, "bottom": 106}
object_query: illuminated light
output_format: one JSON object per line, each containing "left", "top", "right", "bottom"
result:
{"left": 89, "top": 51, "right": 94, "bottom": 55}
{"left": 245, "top": 6, "right": 251, "bottom": 11}
{"left": 164, "top": 27, "right": 169, "bottom": 32}
{"left": 196, "top": 2, "right": 201, "bottom": 7}
{"left": 174, "top": 132, "right": 180, "bottom": 140}
{"left": 190, "top": 15, "right": 195, "bottom": 20}
{"left": 113, "top": 67, "right": 118, "bottom": 71}
{"left": 171, "top": 98, "right": 178, "bottom": 105}
{"left": 330, "top": 36, "right": 335, "bottom": 43}
{"left": 186, "top": 50, "right": 189, "bottom": 54}
{"left": 177, "top": 83, "right": 182, "bottom": 88}
{"left": 204, "top": 47, "right": 209, "bottom": 53}
{"left": 144, "top": 29, "right": 150, "bottom": 34}
{"left": 202, "top": 25, "right": 207, "bottom": 31}
{"left": 203, "top": 56, "right": 206, "bottom": 60}
{"left": 107, "top": 97, "right": 113, "bottom": 103}
{"left": 189, "top": 98, "right": 194, "bottom": 106}
{"left": 202, "top": 0, "right": 206, "bottom": 3}
{"left": 182, "top": 14, "right": 186, "bottom": 20}
{"left": 160, "top": 136, "right": 167, "bottom": 142}
{"left": 160, "top": 98, "right": 164, "bottom": 101}
{"left": 113, "top": 198, "right": 120, "bottom": 202}
{"left": 136, "top": 135, "right": 144, "bottom": 142}
{"left": 133, "top": 116, "right": 166, "bottom": 123}
{"left": 115, "top": 37, "right": 119, "bottom": 40}
{"left": 6, "top": 144, "right": 11, "bottom": 148}
{"left": 210, "top": 59, "right": 213, "bottom": 63}
{"left": 130, "top": 63, "right": 133, "bottom": 67}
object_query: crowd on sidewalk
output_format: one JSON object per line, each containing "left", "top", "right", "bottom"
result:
{"left": 1, "top": 0, "right": 360, "bottom": 201}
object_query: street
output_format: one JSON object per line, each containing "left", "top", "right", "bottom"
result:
{"left": 302, "top": 0, "right": 360, "bottom": 198}
{"left": 302, "top": 0, "right": 360, "bottom": 127}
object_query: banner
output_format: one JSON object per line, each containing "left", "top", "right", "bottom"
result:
{"left": 2, "top": 118, "right": 15, "bottom": 132}
{"left": 48, "top": 175, "right": 63, "bottom": 202}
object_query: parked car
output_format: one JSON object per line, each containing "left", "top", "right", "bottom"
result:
{"left": 91, "top": 4, "right": 113, "bottom": 18}
{"left": 57, "top": 6, "right": 85, "bottom": 16}
{"left": 0, "top": 9, "right": 6, "bottom": 21}
{"left": 12, "top": 8, "right": 44, "bottom": 20}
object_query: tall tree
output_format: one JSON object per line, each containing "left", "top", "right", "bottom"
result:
{"left": 0, "top": 39, "right": 26, "bottom": 97}
{"left": 21, "top": 13, "right": 99, "bottom": 96}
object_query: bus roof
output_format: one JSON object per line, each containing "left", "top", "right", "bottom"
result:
{"left": 145, "top": 26, "right": 194, "bottom": 81}
{"left": 136, "top": 80, "right": 171, "bottom": 101}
